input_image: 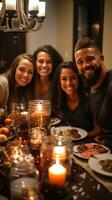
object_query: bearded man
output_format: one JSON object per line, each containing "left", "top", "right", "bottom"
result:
{"left": 74, "top": 37, "right": 112, "bottom": 149}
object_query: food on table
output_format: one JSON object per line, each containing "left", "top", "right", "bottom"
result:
{"left": 4, "top": 118, "right": 13, "bottom": 125}
{"left": 0, "top": 127, "right": 10, "bottom": 136}
{"left": 0, "top": 117, "right": 15, "bottom": 142}
{"left": 0, "top": 134, "right": 7, "bottom": 141}
{"left": 58, "top": 128, "right": 81, "bottom": 139}
{"left": 9, "top": 111, "right": 20, "bottom": 121}
{"left": 100, "top": 159, "right": 112, "bottom": 173}
{"left": 77, "top": 143, "right": 108, "bottom": 159}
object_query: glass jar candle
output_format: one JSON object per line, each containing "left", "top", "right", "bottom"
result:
{"left": 39, "top": 135, "right": 72, "bottom": 198}
{"left": 28, "top": 127, "right": 47, "bottom": 170}
{"left": 10, "top": 154, "right": 39, "bottom": 200}
{"left": 29, "top": 127, "right": 47, "bottom": 150}
{"left": 9, "top": 103, "right": 28, "bottom": 140}
{"left": 28, "top": 100, "right": 51, "bottom": 133}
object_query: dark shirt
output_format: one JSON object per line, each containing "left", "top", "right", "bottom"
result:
{"left": 61, "top": 94, "right": 93, "bottom": 132}
{"left": 90, "top": 70, "right": 112, "bottom": 147}
{"left": 90, "top": 70, "right": 112, "bottom": 130}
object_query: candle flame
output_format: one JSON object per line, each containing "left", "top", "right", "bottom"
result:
{"left": 58, "top": 140, "right": 62, "bottom": 146}
{"left": 56, "top": 158, "right": 60, "bottom": 165}
{"left": 38, "top": 103, "right": 42, "bottom": 111}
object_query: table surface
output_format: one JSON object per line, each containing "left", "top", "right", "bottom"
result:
{"left": 0, "top": 123, "right": 112, "bottom": 200}
{"left": 73, "top": 155, "right": 112, "bottom": 193}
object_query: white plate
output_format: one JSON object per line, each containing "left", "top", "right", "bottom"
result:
{"left": 50, "top": 118, "right": 61, "bottom": 126}
{"left": 73, "top": 143, "right": 110, "bottom": 160}
{"left": 88, "top": 154, "right": 112, "bottom": 177}
{"left": 51, "top": 126, "right": 87, "bottom": 141}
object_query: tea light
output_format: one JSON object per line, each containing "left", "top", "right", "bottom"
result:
{"left": 20, "top": 111, "right": 28, "bottom": 117}
{"left": 20, "top": 111, "right": 28, "bottom": 121}
{"left": 29, "top": 128, "right": 42, "bottom": 149}
{"left": 48, "top": 159, "right": 67, "bottom": 186}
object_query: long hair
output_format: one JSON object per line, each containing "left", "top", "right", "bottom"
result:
{"left": 5, "top": 53, "right": 36, "bottom": 107}
{"left": 33, "top": 45, "right": 63, "bottom": 80}
{"left": 51, "top": 61, "right": 83, "bottom": 117}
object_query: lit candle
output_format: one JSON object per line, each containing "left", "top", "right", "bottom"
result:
{"left": 20, "top": 111, "right": 28, "bottom": 119}
{"left": 29, "top": 0, "right": 39, "bottom": 11}
{"left": 38, "top": 2, "right": 46, "bottom": 17}
{"left": 52, "top": 140, "right": 66, "bottom": 161}
{"left": 53, "top": 146, "right": 66, "bottom": 161}
{"left": 37, "top": 103, "right": 43, "bottom": 126}
{"left": 6, "top": 0, "right": 16, "bottom": 10}
{"left": 38, "top": 103, "right": 42, "bottom": 111}
{"left": 30, "top": 128, "right": 42, "bottom": 148}
{"left": 48, "top": 159, "right": 67, "bottom": 186}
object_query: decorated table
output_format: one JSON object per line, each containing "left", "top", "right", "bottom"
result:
{"left": 0, "top": 111, "right": 112, "bottom": 200}
{"left": 0, "top": 157, "right": 112, "bottom": 200}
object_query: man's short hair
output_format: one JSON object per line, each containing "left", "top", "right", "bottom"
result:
{"left": 74, "top": 37, "right": 100, "bottom": 53}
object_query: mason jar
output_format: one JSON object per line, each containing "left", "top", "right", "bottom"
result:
{"left": 28, "top": 100, "right": 51, "bottom": 134}
{"left": 39, "top": 135, "right": 72, "bottom": 198}
{"left": 10, "top": 154, "right": 39, "bottom": 200}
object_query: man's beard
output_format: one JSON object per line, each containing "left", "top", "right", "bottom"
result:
{"left": 82, "top": 64, "right": 102, "bottom": 88}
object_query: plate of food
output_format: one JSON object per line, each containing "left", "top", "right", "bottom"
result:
{"left": 50, "top": 117, "right": 61, "bottom": 126}
{"left": 88, "top": 154, "right": 112, "bottom": 177}
{"left": 73, "top": 143, "right": 110, "bottom": 159}
{"left": 51, "top": 126, "right": 87, "bottom": 141}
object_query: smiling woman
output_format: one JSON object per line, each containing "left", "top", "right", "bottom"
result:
{"left": 0, "top": 53, "right": 36, "bottom": 114}
{"left": 51, "top": 61, "right": 101, "bottom": 139}
{"left": 32, "top": 45, "right": 63, "bottom": 100}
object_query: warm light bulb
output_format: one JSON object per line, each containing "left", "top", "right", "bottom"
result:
{"left": 0, "top": 2, "right": 2, "bottom": 11}
{"left": 29, "top": 0, "right": 39, "bottom": 11}
{"left": 6, "top": 0, "right": 16, "bottom": 10}
{"left": 38, "top": 2, "right": 46, "bottom": 17}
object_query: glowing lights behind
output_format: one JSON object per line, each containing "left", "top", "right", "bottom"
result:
{"left": 0, "top": 0, "right": 46, "bottom": 32}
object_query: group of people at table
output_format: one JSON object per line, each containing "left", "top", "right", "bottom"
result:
{"left": 0, "top": 37, "right": 112, "bottom": 200}
{"left": 0, "top": 37, "right": 112, "bottom": 150}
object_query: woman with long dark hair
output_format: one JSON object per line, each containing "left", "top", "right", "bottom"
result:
{"left": 33, "top": 45, "right": 63, "bottom": 100}
{"left": 51, "top": 61, "right": 101, "bottom": 138}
